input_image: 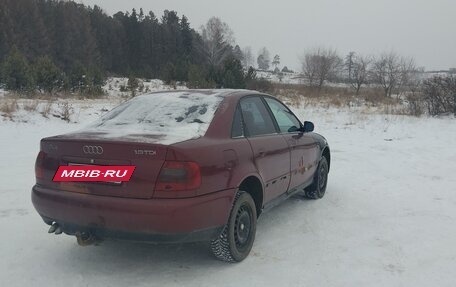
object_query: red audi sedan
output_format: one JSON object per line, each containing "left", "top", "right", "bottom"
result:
{"left": 32, "top": 89, "right": 330, "bottom": 262}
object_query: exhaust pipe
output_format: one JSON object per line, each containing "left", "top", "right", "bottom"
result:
{"left": 55, "top": 226, "right": 63, "bottom": 235}
{"left": 75, "top": 231, "right": 99, "bottom": 246}
{"left": 48, "top": 222, "right": 99, "bottom": 246}
{"left": 48, "top": 222, "right": 59, "bottom": 234}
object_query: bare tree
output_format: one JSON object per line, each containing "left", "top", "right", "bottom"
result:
{"left": 404, "top": 65, "right": 425, "bottom": 116}
{"left": 241, "top": 46, "right": 254, "bottom": 68}
{"left": 200, "top": 17, "right": 234, "bottom": 67}
{"left": 421, "top": 76, "right": 456, "bottom": 115}
{"left": 370, "top": 52, "right": 417, "bottom": 97}
{"left": 300, "top": 53, "right": 318, "bottom": 86}
{"left": 349, "top": 54, "right": 372, "bottom": 94}
{"left": 398, "top": 57, "right": 419, "bottom": 93}
{"left": 345, "top": 51, "right": 356, "bottom": 81}
{"left": 371, "top": 52, "right": 396, "bottom": 97}
{"left": 301, "top": 47, "right": 341, "bottom": 89}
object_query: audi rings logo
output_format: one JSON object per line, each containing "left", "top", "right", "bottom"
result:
{"left": 83, "top": 145, "right": 104, "bottom": 155}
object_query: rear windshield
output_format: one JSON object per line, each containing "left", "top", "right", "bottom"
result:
{"left": 85, "top": 91, "right": 225, "bottom": 144}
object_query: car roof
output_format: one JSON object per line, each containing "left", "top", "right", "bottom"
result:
{"left": 143, "top": 89, "right": 263, "bottom": 100}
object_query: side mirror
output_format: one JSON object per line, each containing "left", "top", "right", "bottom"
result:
{"left": 302, "top": 121, "right": 314, "bottom": 132}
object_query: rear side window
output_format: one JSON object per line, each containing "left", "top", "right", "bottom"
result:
{"left": 264, "top": 97, "right": 301, "bottom": 133}
{"left": 231, "top": 106, "right": 244, "bottom": 138}
{"left": 240, "top": 97, "right": 277, "bottom": 137}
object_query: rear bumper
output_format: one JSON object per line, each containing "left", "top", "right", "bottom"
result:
{"left": 32, "top": 185, "right": 236, "bottom": 243}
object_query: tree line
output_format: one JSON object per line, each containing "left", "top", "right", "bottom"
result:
{"left": 300, "top": 48, "right": 421, "bottom": 97}
{"left": 0, "top": 0, "right": 263, "bottom": 95}
{"left": 300, "top": 47, "right": 455, "bottom": 115}
{"left": 1, "top": 1, "right": 452, "bottom": 115}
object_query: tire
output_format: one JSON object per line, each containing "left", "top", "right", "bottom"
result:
{"left": 304, "top": 156, "right": 329, "bottom": 199}
{"left": 210, "top": 191, "right": 257, "bottom": 262}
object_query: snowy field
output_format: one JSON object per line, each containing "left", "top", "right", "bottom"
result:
{"left": 1, "top": 97, "right": 456, "bottom": 287}
{"left": 103, "top": 77, "right": 187, "bottom": 97}
{"left": 255, "top": 70, "right": 303, "bottom": 84}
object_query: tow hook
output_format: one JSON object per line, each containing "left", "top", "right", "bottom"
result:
{"left": 75, "top": 231, "right": 99, "bottom": 246}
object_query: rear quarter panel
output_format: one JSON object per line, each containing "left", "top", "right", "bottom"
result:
{"left": 168, "top": 138, "right": 259, "bottom": 197}
{"left": 167, "top": 93, "right": 264, "bottom": 198}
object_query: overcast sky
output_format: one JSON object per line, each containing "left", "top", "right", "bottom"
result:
{"left": 79, "top": 0, "right": 456, "bottom": 71}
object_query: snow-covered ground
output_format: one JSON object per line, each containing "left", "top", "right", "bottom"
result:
{"left": 1, "top": 97, "right": 456, "bottom": 287}
{"left": 256, "top": 70, "right": 303, "bottom": 85}
{"left": 255, "top": 70, "right": 355, "bottom": 88}
{"left": 104, "top": 77, "right": 187, "bottom": 97}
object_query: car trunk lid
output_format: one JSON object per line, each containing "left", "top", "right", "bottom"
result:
{"left": 36, "top": 132, "right": 168, "bottom": 199}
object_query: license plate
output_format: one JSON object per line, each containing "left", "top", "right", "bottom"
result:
{"left": 53, "top": 165, "right": 135, "bottom": 183}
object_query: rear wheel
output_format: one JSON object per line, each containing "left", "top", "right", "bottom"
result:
{"left": 210, "top": 191, "right": 257, "bottom": 262}
{"left": 304, "top": 156, "right": 329, "bottom": 199}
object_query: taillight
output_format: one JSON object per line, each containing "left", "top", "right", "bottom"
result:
{"left": 155, "top": 161, "right": 201, "bottom": 191}
{"left": 35, "top": 151, "right": 46, "bottom": 179}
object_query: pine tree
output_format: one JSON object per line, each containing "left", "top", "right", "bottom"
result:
{"left": 272, "top": 54, "right": 280, "bottom": 70}
{"left": 33, "top": 56, "right": 63, "bottom": 93}
{"left": 1, "top": 47, "right": 34, "bottom": 91}
{"left": 187, "top": 65, "right": 214, "bottom": 88}
{"left": 233, "top": 45, "right": 243, "bottom": 62}
{"left": 161, "top": 62, "right": 176, "bottom": 84}
{"left": 180, "top": 15, "right": 193, "bottom": 56}
{"left": 221, "top": 57, "right": 245, "bottom": 88}
{"left": 0, "top": 0, "right": 239, "bottom": 89}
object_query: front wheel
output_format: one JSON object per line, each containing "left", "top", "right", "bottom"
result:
{"left": 304, "top": 156, "right": 329, "bottom": 199}
{"left": 210, "top": 191, "right": 257, "bottom": 262}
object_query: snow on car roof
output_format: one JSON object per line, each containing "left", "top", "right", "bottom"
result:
{"left": 83, "top": 90, "right": 229, "bottom": 144}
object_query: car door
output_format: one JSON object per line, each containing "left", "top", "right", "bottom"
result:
{"left": 239, "top": 96, "right": 291, "bottom": 202}
{"left": 263, "top": 97, "right": 319, "bottom": 191}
